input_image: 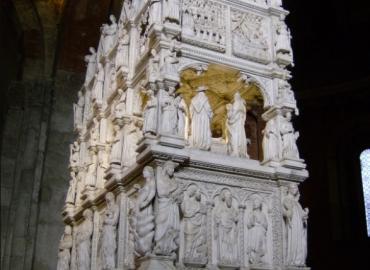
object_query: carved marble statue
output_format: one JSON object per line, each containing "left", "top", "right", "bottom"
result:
{"left": 149, "top": 49, "right": 161, "bottom": 81}
{"left": 116, "top": 28, "right": 130, "bottom": 71}
{"left": 181, "top": 185, "right": 207, "bottom": 261}
{"left": 101, "top": 192, "right": 119, "bottom": 270}
{"left": 122, "top": 119, "right": 142, "bottom": 168}
{"left": 164, "top": 0, "right": 180, "bottom": 23}
{"left": 154, "top": 161, "right": 180, "bottom": 256}
{"left": 109, "top": 124, "right": 123, "bottom": 165}
{"left": 84, "top": 47, "right": 97, "bottom": 85}
{"left": 283, "top": 184, "right": 308, "bottom": 266}
{"left": 57, "top": 225, "right": 73, "bottom": 270}
{"left": 84, "top": 148, "right": 98, "bottom": 189}
{"left": 280, "top": 112, "right": 300, "bottom": 159}
{"left": 92, "top": 63, "right": 104, "bottom": 104}
{"left": 114, "top": 89, "right": 127, "bottom": 119}
{"left": 175, "top": 96, "right": 187, "bottom": 137}
{"left": 69, "top": 142, "right": 80, "bottom": 168}
{"left": 143, "top": 89, "right": 158, "bottom": 135}
{"left": 161, "top": 87, "right": 177, "bottom": 135}
{"left": 214, "top": 189, "right": 239, "bottom": 265}
{"left": 226, "top": 92, "right": 249, "bottom": 158}
{"left": 74, "top": 91, "right": 85, "bottom": 129}
{"left": 262, "top": 118, "right": 281, "bottom": 161}
{"left": 247, "top": 196, "right": 268, "bottom": 265}
{"left": 65, "top": 171, "right": 77, "bottom": 205}
{"left": 76, "top": 209, "right": 93, "bottom": 270}
{"left": 135, "top": 166, "right": 156, "bottom": 256}
{"left": 90, "top": 118, "right": 100, "bottom": 146}
{"left": 103, "top": 15, "right": 118, "bottom": 55}
{"left": 190, "top": 87, "right": 213, "bottom": 150}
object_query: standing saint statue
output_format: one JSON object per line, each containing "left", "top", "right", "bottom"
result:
{"left": 143, "top": 90, "right": 158, "bottom": 135}
{"left": 114, "top": 89, "right": 127, "bottom": 119}
{"left": 181, "top": 185, "right": 207, "bottom": 261}
{"left": 214, "top": 189, "right": 239, "bottom": 265}
{"left": 283, "top": 184, "right": 308, "bottom": 267}
{"left": 84, "top": 148, "right": 98, "bottom": 189}
{"left": 116, "top": 29, "right": 130, "bottom": 71}
{"left": 65, "top": 171, "right": 77, "bottom": 205}
{"left": 135, "top": 166, "right": 156, "bottom": 256}
{"left": 92, "top": 63, "right": 104, "bottom": 104}
{"left": 57, "top": 225, "right": 73, "bottom": 270}
{"left": 189, "top": 87, "right": 213, "bottom": 150}
{"left": 154, "top": 160, "right": 180, "bottom": 256}
{"left": 161, "top": 87, "right": 177, "bottom": 135}
{"left": 280, "top": 111, "right": 300, "bottom": 159}
{"left": 226, "top": 92, "right": 249, "bottom": 158}
{"left": 122, "top": 120, "right": 141, "bottom": 168}
{"left": 84, "top": 47, "right": 97, "bottom": 86}
{"left": 262, "top": 118, "right": 281, "bottom": 161}
{"left": 101, "top": 192, "right": 119, "bottom": 270}
{"left": 247, "top": 196, "right": 268, "bottom": 265}
{"left": 275, "top": 20, "right": 293, "bottom": 56}
{"left": 73, "top": 91, "right": 85, "bottom": 130}
{"left": 175, "top": 96, "right": 187, "bottom": 137}
{"left": 109, "top": 124, "right": 123, "bottom": 165}
{"left": 76, "top": 209, "right": 94, "bottom": 270}
{"left": 103, "top": 15, "right": 118, "bottom": 55}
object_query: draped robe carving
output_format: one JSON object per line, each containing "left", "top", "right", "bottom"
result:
{"left": 57, "top": 226, "right": 73, "bottom": 270}
{"left": 76, "top": 210, "right": 93, "bottom": 270}
{"left": 190, "top": 89, "right": 213, "bottom": 150}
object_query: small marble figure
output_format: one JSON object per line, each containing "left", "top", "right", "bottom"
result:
{"left": 84, "top": 148, "right": 98, "bottom": 189}
{"left": 135, "top": 166, "right": 156, "bottom": 256}
{"left": 247, "top": 196, "right": 268, "bottom": 265}
{"left": 122, "top": 119, "right": 141, "bottom": 168}
{"left": 189, "top": 87, "right": 213, "bottom": 150}
{"left": 65, "top": 171, "right": 77, "bottom": 205}
{"left": 109, "top": 124, "right": 123, "bottom": 165}
{"left": 101, "top": 192, "right": 119, "bottom": 270}
{"left": 262, "top": 118, "right": 281, "bottom": 161}
{"left": 149, "top": 49, "right": 161, "bottom": 81}
{"left": 57, "top": 225, "right": 73, "bottom": 270}
{"left": 283, "top": 184, "right": 308, "bottom": 266}
{"left": 181, "top": 185, "right": 207, "bottom": 261}
{"left": 103, "top": 15, "right": 118, "bottom": 55}
{"left": 143, "top": 90, "right": 158, "bottom": 135}
{"left": 114, "top": 89, "right": 127, "bottom": 119}
{"left": 116, "top": 29, "right": 130, "bottom": 70}
{"left": 175, "top": 96, "right": 187, "bottom": 137}
{"left": 84, "top": 47, "right": 97, "bottom": 85}
{"left": 154, "top": 160, "right": 180, "bottom": 256}
{"left": 280, "top": 112, "right": 300, "bottom": 159}
{"left": 77, "top": 209, "right": 94, "bottom": 270}
{"left": 74, "top": 91, "right": 84, "bottom": 129}
{"left": 92, "top": 63, "right": 104, "bottom": 104}
{"left": 214, "top": 189, "right": 239, "bottom": 265}
{"left": 226, "top": 92, "right": 249, "bottom": 158}
{"left": 161, "top": 87, "right": 177, "bottom": 135}
{"left": 69, "top": 142, "right": 80, "bottom": 168}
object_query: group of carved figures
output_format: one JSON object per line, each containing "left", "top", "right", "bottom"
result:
{"left": 58, "top": 161, "right": 308, "bottom": 269}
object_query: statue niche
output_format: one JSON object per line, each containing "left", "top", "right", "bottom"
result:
{"left": 177, "top": 65, "right": 266, "bottom": 160}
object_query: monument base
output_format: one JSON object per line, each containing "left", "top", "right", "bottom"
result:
{"left": 137, "top": 255, "right": 176, "bottom": 270}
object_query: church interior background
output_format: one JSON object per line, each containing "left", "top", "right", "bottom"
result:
{"left": 0, "top": 1, "right": 369, "bottom": 270}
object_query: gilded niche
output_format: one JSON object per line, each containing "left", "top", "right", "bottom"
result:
{"left": 178, "top": 64, "right": 264, "bottom": 139}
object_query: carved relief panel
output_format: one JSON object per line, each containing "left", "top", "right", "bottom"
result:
{"left": 231, "top": 9, "right": 271, "bottom": 63}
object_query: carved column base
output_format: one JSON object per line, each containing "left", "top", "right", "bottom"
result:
{"left": 137, "top": 255, "right": 176, "bottom": 270}
{"left": 261, "top": 159, "right": 281, "bottom": 168}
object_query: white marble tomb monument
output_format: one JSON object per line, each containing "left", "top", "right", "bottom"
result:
{"left": 59, "top": 0, "right": 310, "bottom": 269}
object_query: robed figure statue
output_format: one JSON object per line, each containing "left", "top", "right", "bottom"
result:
{"left": 189, "top": 87, "right": 213, "bottom": 150}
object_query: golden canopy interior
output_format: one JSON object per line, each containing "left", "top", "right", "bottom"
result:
{"left": 178, "top": 64, "right": 264, "bottom": 138}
